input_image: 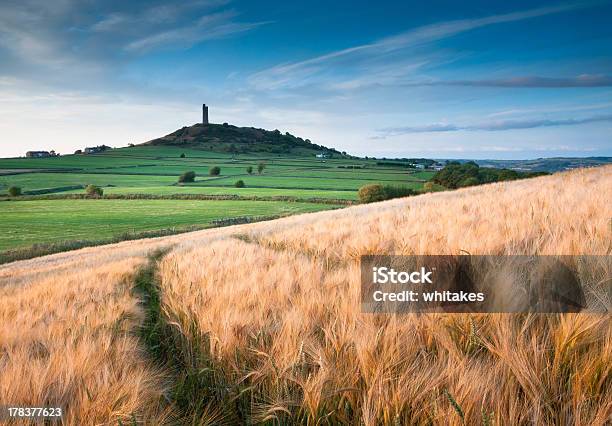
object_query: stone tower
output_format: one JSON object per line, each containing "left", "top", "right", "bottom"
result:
{"left": 202, "top": 104, "right": 209, "bottom": 125}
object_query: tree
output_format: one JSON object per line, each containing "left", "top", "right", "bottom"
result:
{"left": 234, "top": 180, "right": 245, "bottom": 188}
{"left": 431, "top": 162, "right": 541, "bottom": 189}
{"left": 180, "top": 153, "right": 186, "bottom": 158}
{"left": 8, "top": 186, "right": 21, "bottom": 197}
{"left": 246, "top": 166, "right": 253, "bottom": 174}
{"left": 178, "top": 171, "right": 196, "bottom": 183}
{"left": 85, "top": 184, "right": 103, "bottom": 197}
{"left": 257, "top": 162, "right": 266, "bottom": 174}
{"left": 209, "top": 166, "right": 221, "bottom": 176}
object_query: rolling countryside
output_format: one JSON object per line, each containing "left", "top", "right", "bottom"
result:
{"left": 0, "top": 123, "right": 434, "bottom": 256}
{"left": 2, "top": 0, "right": 612, "bottom": 424}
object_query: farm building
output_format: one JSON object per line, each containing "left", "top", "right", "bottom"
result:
{"left": 25, "top": 151, "right": 51, "bottom": 158}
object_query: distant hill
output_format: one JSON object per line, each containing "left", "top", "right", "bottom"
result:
{"left": 143, "top": 123, "right": 345, "bottom": 157}
{"left": 443, "top": 157, "right": 612, "bottom": 173}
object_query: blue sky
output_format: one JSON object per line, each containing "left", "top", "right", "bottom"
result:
{"left": 0, "top": 0, "right": 611, "bottom": 159}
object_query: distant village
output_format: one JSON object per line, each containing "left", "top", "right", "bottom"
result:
{"left": 26, "top": 145, "right": 111, "bottom": 158}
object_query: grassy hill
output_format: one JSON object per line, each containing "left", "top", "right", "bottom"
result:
{"left": 0, "top": 166, "right": 610, "bottom": 424}
{"left": 144, "top": 122, "right": 346, "bottom": 156}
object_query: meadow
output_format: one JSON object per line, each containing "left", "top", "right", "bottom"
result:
{"left": 0, "top": 199, "right": 335, "bottom": 250}
{"left": 0, "top": 166, "right": 609, "bottom": 425}
{"left": 0, "top": 146, "right": 432, "bottom": 252}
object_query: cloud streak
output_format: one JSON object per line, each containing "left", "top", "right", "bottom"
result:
{"left": 124, "top": 11, "right": 270, "bottom": 52}
{"left": 91, "top": 0, "right": 232, "bottom": 32}
{"left": 249, "top": 2, "right": 589, "bottom": 90}
{"left": 407, "top": 74, "right": 612, "bottom": 88}
{"left": 379, "top": 114, "right": 612, "bottom": 135}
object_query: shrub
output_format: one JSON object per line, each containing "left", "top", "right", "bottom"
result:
{"left": 85, "top": 184, "right": 103, "bottom": 197}
{"left": 234, "top": 180, "right": 245, "bottom": 188}
{"left": 246, "top": 166, "right": 253, "bottom": 174}
{"left": 257, "top": 162, "right": 266, "bottom": 174}
{"left": 358, "top": 184, "right": 387, "bottom": 203}
{"left": 180, "top": 153, "right": 186, "bottom": 158}
{"left": 178, "top": 171, "right": 196, "bottom": 183}
{"left": 383, "top": 185, "right": 416, "bottom": 199}
{"left": 423, "top": 181, "right": 446, "bottom": 192}
{"left": 8, "top": 186, "right": 21, "bottom": 197}
{"left": 358, "top": 184, "right": 416, "bottom": 203}
{"left": 209, "top": 166, "right": 221, "bottom": 176}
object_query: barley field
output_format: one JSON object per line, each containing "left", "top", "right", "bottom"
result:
{"left": 0, "top": 166, "right": 610, "bottom": 424}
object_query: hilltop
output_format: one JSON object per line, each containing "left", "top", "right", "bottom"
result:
{"left": 144, "top": 122, "right": 346, "bottom": 156}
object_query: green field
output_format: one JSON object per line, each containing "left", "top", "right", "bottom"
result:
{"left": 0, "top": 199, "right": 336, "bottom": 250}
{"left": 184, "top": 175, "right": 425, "bottom": 191}
{"left": 0, "top": 146, "right": 434, "bottom": 196}
{"left": 0, "top": 144, "right": 435, "bottom": 253}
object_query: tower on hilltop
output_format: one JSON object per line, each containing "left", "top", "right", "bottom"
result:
{"left": 202, "top": 104, "right": 209, "bottom": 125}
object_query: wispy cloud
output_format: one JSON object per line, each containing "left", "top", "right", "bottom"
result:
{"left": 124, "top": 11, "right": 270, "bottom": 52}
{"left": 487, "top": 101, "right": 612, "bottom": 118}
{"left": 90, "top": 1, "right": 231, "bottom": 32}
{"left": 378, "top": 114, "right": 612, "bottom": 136}
{"left": 0, "top": 0, "right": 83, "bottom": 69}
{"left": 407, "top": 74, "right": 612, "bottom": 88}
{"left": 0, "top": 0, "right": 267, "bottom": 70}
{"left": 249, "top": 2, "right": 589, "bottom": 90}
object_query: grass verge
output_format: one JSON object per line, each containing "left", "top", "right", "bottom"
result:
{"left": 0, "top": 193, "right": 356, "bottom": 205}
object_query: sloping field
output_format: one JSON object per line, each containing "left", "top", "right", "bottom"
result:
{"left": 0, "top": 166, "right": 610, "bottom": 424}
